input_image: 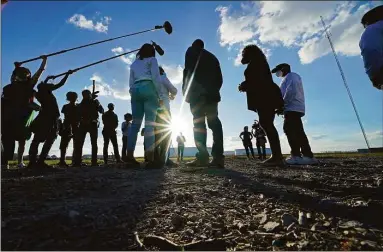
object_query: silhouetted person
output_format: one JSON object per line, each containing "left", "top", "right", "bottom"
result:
{"left": 1, "top": 56, "right": 47, "bottom": 169}
{"left": 28, "top": 71, "right": 74, "bottom": 169}
{"left": 359, "top": 5, "right": 383, "bottom": 90}
{"left": 102, "top": 103, "right": 122, "bottom": 165}
{"left": 240, "top": 126, "right": 255, "bottom": 159}
{"left": 183, "top": 39, "right": 224, "bottom": 168}
{"left": 238, "top": 44, "right": 285, "bottom": 167}
{"left": 155, "top": 66, "right": 178, "bottom": 167}
{"left": 121, "top": 113, "right": 132, "bottom": 161}
{"left": 252, "top": 120, "right": 267, "bottom": 160}
{"left": 73, "top": 89, "right": 104, "bottom": 166}
{"left": 272, "top": 63, "right": 318, "bottom": 165}
{"left": 176, "top": 132, "right": 186, "bottom": 162}
{"left": 127, "top": 43, "right": 164, "bottom": 168}
{"left": 58, "top": 91, "right": 80, "bottom": 167}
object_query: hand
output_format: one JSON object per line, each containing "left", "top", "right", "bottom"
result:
{"left": 14, "top": 62, "right": 22, "bottom": 67}
{"left": 238, "top": 83, "right": 245, "bottom": 92}
{"left": 40, "top": 55, "right": 48, "bottom": 60}
{"left": 67, "top": 69, "right": 75, "bottom": 75}
{"left": 276, "top": 107, "right": 284, "bottom": 116}
{"left": 169, "top": 94, "right": 175, "bottom": 100}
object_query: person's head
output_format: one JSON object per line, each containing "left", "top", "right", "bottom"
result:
{"left": 159, "top": 66, "right": 165, "bottom": 75}
{"left": 192, "top": 39, "right": 204, "bottom": 51}
{"left": 241, "top": 44, "right": 267, "bottom": 65}
{"left": 107, "top": 103, "right": 114, "bottom": 111}
{"left": 11, "top": 67, "right": 31, "bottom": 83}
{"left": 271, "top": 63, "right": 291, "bottom": 78}
{"left": 361, "top": 5, "right": 383, "bottom": 28}
{"left": 82, "top": 89, "right": 92, "bottom": 100}
{"left": 137, "top": 43, "right": 155, "bottom": 60}
{"left": 124, "top": 113, "right": 132, "bottom": 122}
{"left": 66, "top": 91, "right": 78, "bottom": 103}
{"left": 179, "top": 132, "right": 183, "bottom": 136}
{"left": 253, "top": 120, "right": 260, "bottom": 129}
{"left": 244, "top": 126, "right": 248, "bottom": 132}
{"left": 141, "top": 128, "right": 145, "bottom": 136}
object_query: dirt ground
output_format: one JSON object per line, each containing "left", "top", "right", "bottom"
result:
{"left": 2, "top": 156, "right": 383, "bottom": 251}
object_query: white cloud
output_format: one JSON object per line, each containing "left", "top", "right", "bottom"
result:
{"left": 87, "top": 74, "right": 130, "bottom": 100}
{"left": 216, "top": 1, "right": 377, "bottom": 65}
{"left": 67, "top": 13, "right": 111, "bottom": 33}
{"left": 161, "top": 64, "right": 184, "bottom": 85}
{"left": 111, "top": 47, "right": 136, "bottom": 65}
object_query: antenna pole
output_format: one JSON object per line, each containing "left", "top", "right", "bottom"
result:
{"left": 320, "top": 16, "right": 371, "bottom": 150}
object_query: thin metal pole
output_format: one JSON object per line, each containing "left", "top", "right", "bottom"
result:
{"left": 320, "top": 16, "right": 371, "bottom": 150}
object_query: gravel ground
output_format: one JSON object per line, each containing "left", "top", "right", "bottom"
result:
{"left": 2, "top": 156, "right": 383, "bottom": 250}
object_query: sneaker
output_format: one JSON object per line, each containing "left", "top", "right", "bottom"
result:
{"left": 285, "top": 156, "right": 303, "bottom": 165}
{"left": 186, "top": 158, "right": 209, "bottom": 167}
{"left": 208, "top": 158, "right": 225, "bottom": 169}
{"left": 17, "top": 163, "right": 26, "bottom": 169}
{"left": 260, "top": 156, "right": 285, "bottom": 167}
{"left": 300, "top": 156, "right": 319, "bottom": 165}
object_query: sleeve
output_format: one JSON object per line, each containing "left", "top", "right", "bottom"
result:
{"left": 215, "top": 59, "right": 223, "bottom": 90}
{"left": 129, "top": 67, "right": 135, "bottom": 89}
{"left": 163, "top": 75, "right": 178, "bottom": 96}
{"left": 239, "top": 132, "right": 243, "bottom": 139}
{"left": 121, "top": 122, "right": 126, "bottom": 132}
{"left": 102, "top": 113, "right": 106, "bottom": 124}
{"left": 280, "top": 76, "right": 295, "bottom": 105}
{"left": 183, "top": 48, "right": 193, "bottom": 94}
{"left": 150, "top": 58, "right": 163, "bottom": 99}
{"left": 114, "top": 114, "right": 119, "bottom": 129}
{"left": 61, "top": 105, "right": 66, "bottom": 114}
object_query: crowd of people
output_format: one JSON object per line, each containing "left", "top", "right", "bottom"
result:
{"left": 1, "top": 5, "right": 382, "bottom": 170}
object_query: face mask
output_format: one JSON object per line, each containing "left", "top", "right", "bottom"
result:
{"left": 276, "top": 70, "right": 283, "bottom": 78}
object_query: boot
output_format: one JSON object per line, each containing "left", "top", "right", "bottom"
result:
{"left": 145, "top": 150, "right": 161, "bottom": 169}
{"left": 126, "top": 150, "right": 140, "bottom": 168}
{"left": 186, "top": 152, "right": 209, "bottom": 167}
{"left": 208, "top": 156, "right": 225, "bottom": 169}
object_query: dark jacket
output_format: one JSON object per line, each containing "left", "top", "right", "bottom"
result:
{"left": 102, "top": 110, "right": 118, "bottom": 134}
{"left": 78, "top": 99, "right": 104, "bottom": 124}
{"left": 242, "top": 60, "right": 284, "bottom": 112}
{"left": 182, "top": 46, "right": 223, "bottom": 103}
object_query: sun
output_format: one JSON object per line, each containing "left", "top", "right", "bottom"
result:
{"left": 169, "top": 115, "right": 188, "bottom": 136}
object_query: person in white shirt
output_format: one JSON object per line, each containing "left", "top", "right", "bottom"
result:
{"left": 272, "top": 63, "right": 318, "bottom": 165}
{"left": 121, "top": 113, "right": 132, "bottom": 161}
{"left": 154, "top": 66, "right": 178, "bottom": 167}
{"left": 127, "top": 43, "right": 165, "bottom": 168}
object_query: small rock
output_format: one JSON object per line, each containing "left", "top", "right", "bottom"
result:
{"left": 149, "top": 218, "right": 159, "bottom": 227}
{"left": 263, "top": 221, "right": 280, "bottom": 232}
{"left": 185, "top": 228, "right": 194, "bottom": 236}
{"left": 272, "top": 239, "right": 285, "bottom": 248}
{"left": 287, "top": 222, "right": 296, "bottom": 231}
{"left": 311, "top": 222, "right": 325, "bottom": 231}
{"left": 68, "top": 210, "right": 80, "bottom": 219}
{"left": 298, "top": 211, "right": 307, "bottom": 226}
{"left": 281, "top": 214, "right": 297, "bottom": 226}
{"left": 171, "top": 214, "right": 185, "bottom": 228}
{"left": 323, "top": 221, "right": 331, "bottom": 227}
{"left": 338, "top": 220, "right": 362, "bottom": 229}
{"left": 361, "top": 240, "right": 378, "bottom": 249}
{"left": 306, "top": 212, "right": 312, "bottom": 219}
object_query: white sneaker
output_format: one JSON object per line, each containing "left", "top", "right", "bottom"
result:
{"left": 300, "top": 157, "right": 319, "bottom": 165}
{"left": 17, "top": 163, "right": 26, "bottom": 169}
{"left": 285, "top": 156, "right": 302, "bottom": 165}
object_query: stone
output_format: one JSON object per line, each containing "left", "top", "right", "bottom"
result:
{"left": 281, "top": 214, "right": 297, "bottom": 227}
{"left": 263, "top": 221, "right": 280, "bottom": 232}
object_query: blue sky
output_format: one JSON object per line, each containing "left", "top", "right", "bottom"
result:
{"left": 2, "top": 1, "right": 382, "bottom": 157}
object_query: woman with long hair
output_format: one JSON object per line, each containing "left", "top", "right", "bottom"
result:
{"left": 238, "top": 44, "right": 285, "bottom": 166}
{"left": 126, "top": 43, "right": 165, "bottom": 168}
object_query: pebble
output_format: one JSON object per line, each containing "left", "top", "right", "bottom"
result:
{"left": 263, "top": 221, "right": 280, "bottom": 232}
{"left": 281, "top": 213, "right": 297, "bottom": 226}
{"left": 298, "top": 211, "right": 307, "bottom": 226}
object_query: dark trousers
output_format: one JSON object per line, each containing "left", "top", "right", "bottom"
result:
{"left": 103, "top": 130, "right": 121, "bottom": 163}
{"left": 74, "top": 122, "right": 98, "bottom": 165}
{"left": 256, "top": 141, "right": 267, "bottom": 159}
{"left": 190, "top": 101, "right": 224, "bottom": 160}
{"left": 121, "top": 135, "right": 128, "bottom": 160}
{"left": 243, "top": 141, "right": 255, "bottom": 158}
{"left": 29, "top": 136, "right": 57, "bottom": 165}
{"left": 59, "top": 124, "right": 78, "bottom": 163}
{"left": 257, "top": 109, "right": 282, "bottom": 158}
{"left": 178, "top": 145, "right": 184, "bottom": 160}
{"left": 1, "top": 135, "right": 15, "bottom": 165}
{"left": 283, "top": 111, "right": 313, "bottom": 158}
{"left": 154, "top": 109, "right": 172, "bottom": 165}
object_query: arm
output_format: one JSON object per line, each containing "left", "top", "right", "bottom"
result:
{"left": 150, "top": 57, "right": 163, "bottom": 99}
{"left": 163, "top": 75, "right": 178, "bottom": 96}
{"left": 30, "top": 56, "right": 48, "bottom": 87}
{"left": 215, "top": 59, "right": 223, "bottom": 90}
{"left": 121, "top": 122, "right": 126, "bottom": 132}
{"left": 182, "top": 48, "right": 194, "bottom": 95}
{"left": 249, "top": 133, "right": 253, "bottom": 140}
{"left": 114, "top": 114, "right": 119, "bottom": 129}
{"left": 280, "top": 76, "right": 295, "bottom": 106}
{"left": 129, "top": 67, "right": 135, "bottom": 89}
{"left": 50, "top": 71, "right": 72, "bottom": 91}
{"left": 239, "top": 132, "right": 244, "bottom": 140}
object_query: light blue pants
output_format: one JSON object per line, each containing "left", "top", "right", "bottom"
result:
{"left": 128, "top": 80, "right": 159, "bottom": 152}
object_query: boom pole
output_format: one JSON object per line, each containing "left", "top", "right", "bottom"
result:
{"left": 320, "top": 16, "right": 371, "bottom": 150}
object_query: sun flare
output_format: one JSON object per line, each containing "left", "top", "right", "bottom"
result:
{"left": 169, "top": 115, "right": 189, "bottom": 136}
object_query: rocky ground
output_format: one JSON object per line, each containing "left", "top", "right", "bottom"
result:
{"left": 2, "top": 156, "right": 383, "bottom": 251}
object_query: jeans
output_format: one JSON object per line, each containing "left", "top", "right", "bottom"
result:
{"left": 154, "top": 108, "right": 172, "bottom": 165}
{"left": 121, "top": 135, "right": 128, "bottom": 159}
{"left": 74, "top": 122, "right": 98, "bottom": 165}
{"left": 243, "top": 141, "right": 255, "bottom": 158}
{"left": 103, "top": 130, "right": 121, "bottom": 162}
{"left": 256, "top": 141, "right": 267, "bottom": 159}
{"left": 190, "top": 101, "right": 224, "bottom": 160}
{"left": 128, "top": 81, "right": 159, "bottom": 152}
{"left": 283, "top": 111, "right": 313, "bottom": 158}
{"left": 178, "top": 145, "right": 184, "bottom": 160}
{"left": 257, "top": 108, "right": 282, "bottom": 158}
